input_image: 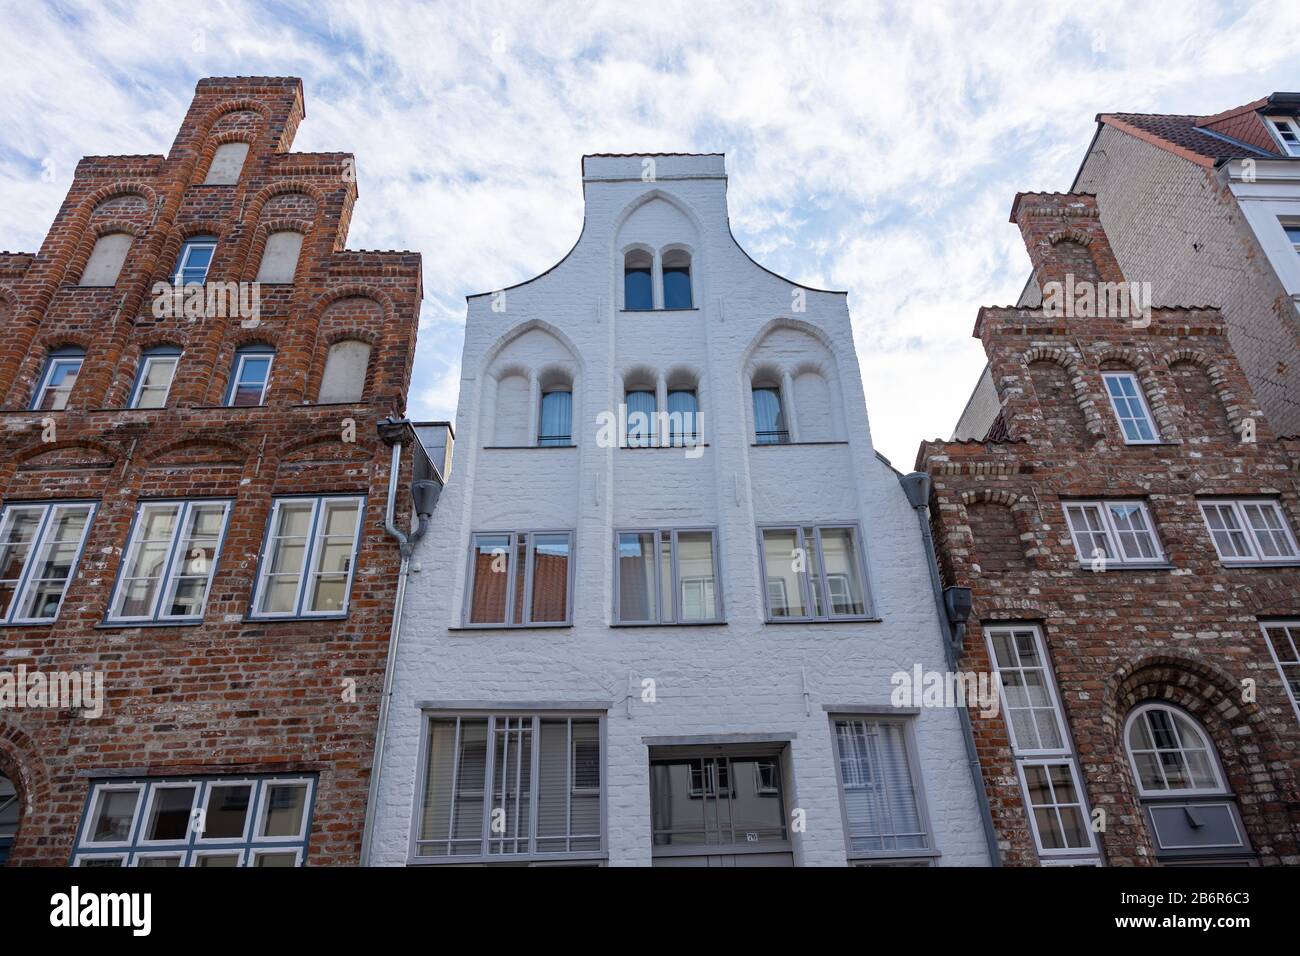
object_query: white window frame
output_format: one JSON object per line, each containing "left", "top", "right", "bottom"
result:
{"left": 250, "top": 495, "right": 365, "bottom": 619}
{"left": 129, "top": 352, "right": 180, "bottom": 409}
{"left": 1124, "top": 703, "right": 1228, "bottom": 799}
{"left": 191, "top": 848, "right": 246, "bottom": 867}
{"left": 172, "top": 237, "right": 217, "bottom": 286}
{"left": 1260, "top": 621, "right": 1300, "bottom": 725}
{"left": 79, "top": 783, "right": 144, "bottom": 848}
{"left": 1063, "top": 499, "right": 1164, "bottom": 567}
{"left": 194, "top": 777, "right": 259, "bottom": 845}
{"left": 613, "top": 527, "right": 722, "bottom": 625}
{"left": 250, "top": 847, "right": 305, "bottom": 867}
{"left": 73, "top": 853, "right": 128, "bottom": 867}
{"left": 130, "top": 850, "right": 188, "bottom": 867}
{"left": 1198, "top": 498, "right": 1299, "bottom": 565}
{"left": 106, "top": 499, "right": 232, "bottom": 624}
{"left": 1016, "top": 758, "right": 1100, "bottom": 858}
{"left": 757, "top": 523, "right": 873, "bottom": 622}
{"left": 31, "top": 354, "right": 84, "bottom": 411}
{"left": 252, "top": 777, "right": 315, "bottom": 844}
{"left": 1102, "top": 371, "right": 1161, "bottom": 444}
{"left": 137, "top": 781, "right": 201, "bottom": 847}
{"left": 0, "top": 501, "right": 97, "bottom": 625}
{"left": 226, "top": 349, "right": 273, "bottom": 406}
{"left": 462, "top": 530, "right": 575, "bottom": 628}
{"left": 1266, "top": 115, "right": 1300, "bottom": 157}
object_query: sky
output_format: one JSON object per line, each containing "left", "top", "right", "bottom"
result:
{"left": 2, "top": 1, "right": 1300, "bottom": 467}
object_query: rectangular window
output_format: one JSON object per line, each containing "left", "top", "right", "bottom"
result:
{"left": 1063, "top": 500, "right": 1163, "bottom": 566}
{"left": 0, "top": 502, "right": 96, "bottom": 624}
{"left": 464, "top": 531, "right": 573, "bottom": 627}
{"left": 130, "top": 354, "right": 179, "bottom": 409}
{"left": 1281, "top": 221, "right": 1300, "bottom": 254}
{"left": 107, "top": 500, "right": 231, "bottom": 623}
{"left": 615, "top": 528, "right": 721, "bottom": 624}
{"left": 73, "top": 775, "right": 313, "bottom": 867}
{"left": 759, "top": 524, "right": 870, "bottom": 621}
{"left": 1260, "top": 621, "right": 1300, "bottom": 725}
{"left": 985, "top": 624, "right": 1100, "bottom": 862}
{"left": 649, "top": 750, "right": 788, "bottom": 851}
{"left": 1102, "top": 371, "right": 1159, "bottom": 443}
{"left": 251, "top": 496, "right": 364, "bottom": 618}
{"left": 413, "top": 713, "right": 603, "bottom": 863}
{"left": 173, "top": 238, "right": 216, "bottom": 286}
{"left": 831, "top": 717, "right": 932, "bottom": 861}
{"left": 1199, "top": 499, "right": 1299, "bottom": 565}
{"left": 227, "top": 350, "right": 273, "bottom": 407}
{"left": 32, "top": 356, "right": 83, "bottom": 411}
{"left": 1267, "top": 116, "right": 1300, "bottom": 157}
{"left": 752, "top": 387, "right": 788, "bottom": 444}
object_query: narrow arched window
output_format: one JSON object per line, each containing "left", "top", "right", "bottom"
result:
{"left": 624, "top": 250, "right": 653, "bottom": 311}
{"left": 662, "top": 249, "right": 692, "bottom": 309}
{"left": 318, "top": 340, "right": 371, "bottom": 404}
{"left": 752, "top": 386, "right": 788, "bottom": 444}
{"left": 538, "top": 389, "right": 573, "bottom": 446}
{"left": 32, "top": 348, "right": 85, "bottom": 411}
{"left": 256, "top": 231, "right": 304, "bottom": 284}
{"left": 625, "top": 390, "right": 656, "bottom": 446}
{"left": 666, "top": 389, "right": 698, "bottom": 445}
{"left": 80, "top": 233, "right": 132, "bottom": 287}
{"left": 173, "top": 236, "right": 217, "bottom": 286}
{"left": 1125, "top": 703, "right": 1224, "bottom": 796}
{"left": 204, "top": 142, "right": 250, "bottom": 185}
{"left": 130, "top": 347, "right": 181, "bottom": 409}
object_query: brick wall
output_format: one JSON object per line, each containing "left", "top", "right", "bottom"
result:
{"left": 0, "top": 77, "right": 421, "bottom": 865}
{"left": 918, "top": 192, "right": 1300, "bottom": 866}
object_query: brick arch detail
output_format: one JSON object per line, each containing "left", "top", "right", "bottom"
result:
{"left": 304, "top": 327, "right": 382, "bottom": 404}
{"left": 0, "top": 721, "right": 50, "bottom": 864}
{"left": 240, "top": 218, "right": 313, "bottom": 284}
{"left": 1163, "top": 348, "right": 1248, "bottom": 437}
{"left": 1093, "top": 347, "right": 1180, "bottom": 442}
{"left": 1019, "top": 346, "right": 1105, "bottom": 439}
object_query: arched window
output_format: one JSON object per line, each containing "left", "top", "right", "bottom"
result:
{"left": 1125, "top": 703, "right": 1225, "bottom": 797}
{"left": 226, "top": 345, "right": 274, "bottom": 407}
{"left": 538, "top": 388, "right": 573, "bottom": 446}
{"left": 0, "top": 772, "right": 17, "bottom": 865}
{"left": 256, "top": 231, "right": 304, "bottom": 284}
{"left": 80, "top": 233, "right": 132, "bottom": 287}
{"left": 318, "top": 340, "right": 371, "bottom": 404}
{"left": 173, "top": 236, "right": 217, "bottom": 286}
{"left": 662, "top": 249, "right": 692, "bottom": 309}
{"left": 625, "top": 390, "right": 656, "bottom": 447}
{"left": 32, "top": 348, "right": 85, "bottom": 411}
{"left": 130, "top": 346, "right": 181, "bottom": 409}
{"left": 623, "top": 250, "right": 653, "bottom": 311}
{"left": 666, "top": 388, "right": 698, "bottom": 445}
{"left": 204, "top": 142, "right": 250, "bottom": 185}
{"left": 752, "top": 386, "right": 788, "bottom": 444}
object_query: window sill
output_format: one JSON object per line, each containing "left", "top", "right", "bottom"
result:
{"left": 610, "top": 620, "right": 727, "bottom": 628}
{"left": 750, "top": 440, "right": 849, "bottom": 447}
{"left": 0, "top": 620, "right": 56, "bottom": 628}
{"left": 1220, "top": 560, "right": 1300, "bottom": 569}
{"left": 448, "top": 623, "right": 574, "bottom": 632}
{"left": 619, "top": 308, "right": 699, "bottom": 314}
{"left": 244, "top": 613, "right": 350, "bottom": 623}
{"left": 619, "top": 443, "right": 709, "bottom": 450}
{"left": 1073, "top": 562, "right": 1175, "bottom": 572}
{"left": 764, "top": 616, "right": 881, "bottom": 625}
{"left": 1120, "top": 440, "right": 1181, "bottom": 447}
{"left": 407, "top": 851, "right": 607, "bottom": 866}
{"left": 483, "top": 444, "right": 577, "bottom": 450}
{"left": 848, "top": 848, "right": 941, "bottom": 862}
{"left": 96, "top": 619, "right": 204, "bottom": 630}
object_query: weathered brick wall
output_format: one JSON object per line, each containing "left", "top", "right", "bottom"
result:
{"left": 918, "top": 192, "right": 1300, "bottom": 866}
{"left": 0, "top": 77, "right": 421, "bottom": 865}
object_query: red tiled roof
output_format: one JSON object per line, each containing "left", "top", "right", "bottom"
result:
{"left": 1100, "top": 101, "right": 1287, "bottom": 167}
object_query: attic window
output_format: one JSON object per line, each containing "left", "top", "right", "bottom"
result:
{"left": 1266, "top": 116, "right": 1300, "bottom": 157}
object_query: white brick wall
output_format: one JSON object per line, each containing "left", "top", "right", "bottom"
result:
{"left": 369, "top": 154, "right": 991, "bottom": 867}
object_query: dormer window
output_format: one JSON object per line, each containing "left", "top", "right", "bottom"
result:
{"left": 624, "top": 250, "right": 653, "bottom": 311}
{"left": 662, "top": 249, "right": 693, "bottom": 309}
{"left": 1266, "top": 116, "right": 1300, "bottom": 157}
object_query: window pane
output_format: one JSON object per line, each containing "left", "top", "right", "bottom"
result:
{"left": 1066, "top": 505, "right": 1111, "bottom": 560}
{"left": 762, "top": 529, "right": 805, "bottom": 617}
{"left": 1202, "top": 504, "right": 1253, "bottom": 558}
{"left": 203, "top": 784, "right": 251, "bottom": 840}
{"left": 19, "top": 505, "right": 92, "bottom": 621}
{"left": 145, "top": 786, "right": 196, "bottom": 841}
{"left": 1104, "top": 373, "right": 1157, "bottom": 442}
{"left": 1242, "top": 502, "right": 1295, "bottom": 558}
{"left": 231, "top": 355, "right": 271, "bottom": 406}
{"left": 624, "top": 267, "right": 652, "bottom": 310}
{"left": 530, "top": 533, "right": 570, "bottom": 623}
{"left": 752, "top": 388, "right": 786, "bottom": 444}
{"left": 260, "top": 784, "right": 306, "bottom": 837}
{"left": 676, "top": 531, "right": 717, "bottom": 622}
{"left": 819, "top": 528, "right": 865, "bottom": 615}
{"left": 307, "top": 500, "right": 359, "bottom": 614}
{"left": 91, "top": 789, "right": 140, "bottom": 843}
{"left": 835, "top": 720, "right": 927, "bottom": 853}
{"left": 134, "top": 356, "right": 177, "bottom": 408}
{"left": 469, "top": 534, "right": 510, "bottom": 624}
{"left": 137, "top": 855, "right": 182, "bottom": 867}
{"left": 254, "top": 851, "right": 297, "bottom": 867}
{"left": 666, "top": 390, "right": 698, "bottom": 444}
{"left": 538, "top": 390, "right": 572, "bottom": 446}
{"left": 37, "top": 358, "right": 82, "bottom": 411}
{"left": 617, "top": 532, "right": 657, "bottom": 622}
{"left": 488, "top": 717, "right": 533, "bottom": 855}
{"left": 625, "top": 390, "right": 655, "bottom": 446}
{"left": 663, "top": 266, "right": 692, "bottom": 308}
{"left": 1108, "top": 502, "right": 1157, "bottom": 560}
{"left": 195, "top": 853, "right": 239, "bottom": 868}
{"left": 0, "top": 508, "right": 42, "bottom": 619}
{"left": 258, "top": 502, "right": 313, "bottom": 614}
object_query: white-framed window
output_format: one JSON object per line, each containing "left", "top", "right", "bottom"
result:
{"left": 1124, "top": 703, "right": 1226, "bottom": 798}
{"left": 1198, "top": 498, "right": 1299, "bottom": 564}
{"left": 831, "top": 717, "right": 933, "bottom": 861}
{"left": 464, "top": 530, "right": 573, "bottom": 627}
{"left": 31, "top": 350, "right": 85, "bottom": 411}
{"left": 759, "top": 524, "right": 871, "bottom": 621}
{"left": 172, "top": 236, "right": 216, "bottom": 286}
{"left": 412, "top": 713, "right": 603, "bottom": 863}
{"left": 129, "top": 349, "right": 180, "bottom": 409}
{"left": 225, "top": 346, "right": 273, "bottom": 406}
{"left": 1260, "top": 621, "right": 1300, "bottom": 725}
{"left": 1063, "top": 500, "right": 1164, "bottom": 566}
{"left": 107, "top": 499, "right": 231, "bottom": 623}
{"left": 0, "top": 501, "right": 96, "bottom": 624}
{"left": 1102, "top": 371, "right": 1160, "bottom": 443}
{"left": 1266, "top": 115, "right": 1300, "bottom": 157}
{"left": 615, "top": 528, "right": 721, "bottom": 624}
{"left": 73, "top": 776, "right": 313, "bottom": 867}
{"left": 984, "top": 624, "right": 1100, "bottom": 862}
{"left": 250, "top": 496, "right": 364, "bottom": 618}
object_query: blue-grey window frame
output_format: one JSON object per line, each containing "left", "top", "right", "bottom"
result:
{"left": 756, "top": 522, "right": 874, "bottom": 622}
{"left": 613, "top": 527, "right": 724, "bottom": 625}
{"left": 461, "top": 529, "right": 576, "bottom": 629}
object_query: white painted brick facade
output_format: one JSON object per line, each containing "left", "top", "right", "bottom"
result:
{"left": 369, "top": 154, "right": 991, "bottom": 867}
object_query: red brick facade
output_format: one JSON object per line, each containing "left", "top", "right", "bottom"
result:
{"left": 0, "top": 77, "right": 421, "bottom": 865}
{"left": 918, "top": 193, "right": 1300, "bottom": 866}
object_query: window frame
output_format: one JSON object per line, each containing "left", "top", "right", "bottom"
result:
{"left": 461, "top": 529, "right": 575, "bottom": 629}
{"left": 1062, "top": 499, "right": 1165, "bottom": 567}
{"left": 72, "top": 775, "right": 315, "bottom": 867}
{"left": 757, "top": 523, "right": 873, "bottom": 623}
{"left": 613, "top": 527, "right": 724, "bottom": 625}
{"left": 0, "top": 500, "right": 97, "bottom": 626}
{"left": 408, "top": 709, "right": 607, "bottom": 866}
{"left": 537, "top": 387, "right": 573, "bottom": 447}
{"left": 1101, "top": 371, "right": 1161, "bottom": 444}
{"left": 105, "top": 498, "right": 232, "bottom": 625}
{"left": 172, "top": 236, "right": 217, "bottom": 286}
{"left": 224, "top": 346, "right": 275, "bottom": 407}
{"left": 248, "top": 495, "right": 366, "bottom": 620}
{"left": 1198, "top": 498, "right": 1300, "bottom": 566}
{"left": 30, "top": 350, "right": 85, "bottom": 411}
{"left": 1265, "top": 115, "right": 1300, "bottom": 156}
{"left": 128, "top": 349, "right": 181, "bottom": 409}
{"left": 829, "top": 715, "right": 938, "bottom": 864}
{"left": 1260, "top": 620, "right": 1300, "bottom": 726}
{"left": 1123, "top": 703, "right": 1229, "bottom": 799}
{"left": 751, "top": 385, "right": 789, "bottom": 445}
{"left": 1015, "top": 758, "right": 1101, "bottom": 858}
